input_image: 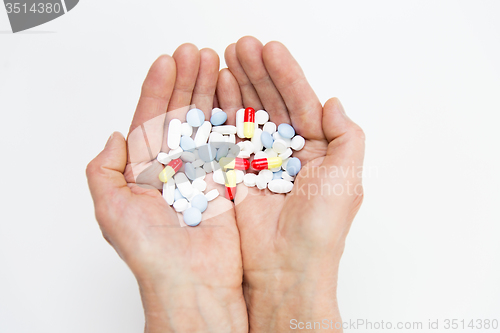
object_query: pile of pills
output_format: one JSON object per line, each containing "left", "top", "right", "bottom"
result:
{"left": 157, "top": 107, "right": 305, "bottom": 227}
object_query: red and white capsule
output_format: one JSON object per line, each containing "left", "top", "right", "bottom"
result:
{"left": 159, "top": 158, "right": 183, "bottom": 183}
{"left": 225, "top": 170, "right": 237, "bottom": 201}
{"left": 251, "top": 157, "right": 283, "bottom": 170}
{"left": 219, "top": 157, "right": 250, "bottom": 170}
{"left": 243, "top": 107, "right": 255, "bottom": 138}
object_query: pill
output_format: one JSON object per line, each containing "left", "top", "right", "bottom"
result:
{"left": 183, "top": 207, "right": 202, "bottom": 227}
{"left": 213, "top": 168, "right": 225, "bottom": 184}
{"left": 195, "top": 167, "right": 206, "bottom": 180}
{"left": 159, "top": 158, "right": 183, "bottom": 183}
{"left": 210, "top": 110, "right": 228, "bottom": 126}
{"left": 184, "top": 162, "right": 196, "bottom": 180}
{"left": 180, "top": 135, "right": 195, "bottom": 151}
{"left": 277, "top": 123, "right": 295, "bottom": 139}
{"left": 192, "top": 159, "right": 204, "bottom": 168}
{"left": 186, "top": 108, "right": 205, "bottom": 127}
{"left": 181, "top": 151, "right": 196, "bottom": 163}
{"left": 255, "top": 110, "right": 269, "bottom": 125}
{"left": 209, "top": 132, "right": 225, "bottom": 143}
{"left": 251, "top": 157, "right": 283, "bottom": 170}
{"left": 236, "top": 108, "right": 245, "bottom": 138}
{"left": 268, "top": 179, "right": 294, "bottom": 193}
{"left": 272, "top": 132, "right": 292, "bottom": 147}
{"left": 237, "top": 151, "right": 251, "bottom": 159}
{"left": 174, "top": 198, "right": 189, "bottom": 212}
{"left": 261, "top": 131, "right": 274, "bottom": 149}
{"left": 202, "top": 161, "right": 216, "bottom": 173}
{"left": 163, "top": 178, "right": 176, "bottom": 205}
{"left": 256, "top": 174, "right": 268, "bottom": 190}
{"left": 190, "top": 194, "right": 208, "bottom": 213}
{"left": 273, "top": 170, "right": 283, "bottom": 180}
{"left": 174, "top": 188, "right": 184, "bottom": 201}
{"left": 235, "top": 170, "right": 245, "bottom": 184}
{"left": 192, "top": 178, "right": 207, "bottom": 192}
{"left": 259, "top": 169, "right": 273, "bottom": 183}
{"left": 168, "top": 147, "right": 184, "bottom": 159}
{"left": 281, "top": 170, "right": 295, "bottom": 181}
{"left": 157, "top": 152, "right": 171, "bottom": 164}
{"left": 167, "top": 118, "right": 182, "bottom": 149}
{"left": 205, "top": 189, "right": 220, "bottom": 201}
{"left": 174, "top": 172, "right": 193, "bottom": 198}
{"left": 286, "top": 157, "right": 302, "bottom": 176}
{"left": 212, "top": 125, "right": 237, "bottom": 135}
{"left": 212, "top": 107, "right": 223, "bottom": 116}
{"left": 216, "top": 145, "right": 229, "bottom": 161}
{"left": 251, "top": 128, "right": 263, "bottom": 152}
{"left": 225, "top": 169, "right": 237, "bottom": 200}
{"left": 180, "top": 122, "right": 193, "bottom": 137}
{"left": 227, "top": 134, "right": 236, "bottom": 144}
{"left": 198, "top": 144, "right": 217, "bottom": 162}
{"left": 243, "top": 173, "right": 257, "bottom": 187}
{"left": 272, "top": 139, "right": 287, "bottom": 154}
{"left": 291, "top": 135, "right": 305, "bottom": 151}
{"left": 185, "top": 187, "right": 202, "bottom": 201}
{"left": 219, "top": 157, "right": 250, "bottom": 170}
{"left": 243, "top": 107, "right": 255, "bottom": 138}
{"left": 263, "top": 122, "right": 277, "bottom": 134}
{"left": 279, "top": 148, "right": 293, "bottom": 160}
{"left": 270, "top": 166, "right": 282, "bottom": 172}
{"left": 194, "top": 121, "right": 212, "bottom": 147}
{"left": 264, "top": 148, "right": 278, "bottom": 158}
{"left": 254, "top": 151, "right": 268, "bottom": 159}
{"left": 281, "top": 158, "right": 289, "bottom": 171}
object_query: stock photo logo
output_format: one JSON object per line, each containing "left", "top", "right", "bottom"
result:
{"left": 3, "top": 0, "right": 79, "bottom": 33}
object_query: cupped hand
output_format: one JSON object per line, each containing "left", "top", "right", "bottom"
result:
{"left": 221, "top": 37, "right": 365, "bottom": 332}
{"left": 86, "top": 44, "right": 247, "bottom": 333}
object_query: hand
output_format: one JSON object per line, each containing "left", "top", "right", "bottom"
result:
{"left": 221, "top": 37, "right": 365, "bottom": 332}
{"left": 86, "top": 44, "right": 247, "bottom": 333}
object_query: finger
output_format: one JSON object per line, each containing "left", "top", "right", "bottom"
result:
{"left": 262, "top": 41, "right": 324, "bottom": 140}
{"left": 86, "top": 132, "right": 130, "bottom": 217}
{"left": 235, "top": 36, "right": 291, "bottom": 125}
{"left": 216, "top": 68, "right": 243, "bottom": 126}
{"left": 321, "top": 98, "right": 365, "bottom": 169}
{"left": 129, "top": 55, "right": 176, "bottom": 133}
{"left": 191, "top": 48, "right": 220, "bottom": 120}
{"left": 224, "top": 43, "right": 263, "bottom": 110}
{"left": 167, "top": 43, "right": 201, "bottom": 112}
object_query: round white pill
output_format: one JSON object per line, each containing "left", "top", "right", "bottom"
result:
{"left": 211, "top": 107, "right": 223, "bottom": 116}
{"left": 291, "top": 135, "right": 305, "bottom": 151}
{"left": 256, "top": 174, "right": 268, "bottom": 190}
{"left": 192, "top": 179, "right": 207, "bottom": 192}
{"left": 195, "top": 167, "right": 206, "bottom": 180}
{"left": 173, "top": 198, "right": 189, "bottom": 212}
{"left": 268, "top": 179, "right": 294, "bottom": 194}
{"left": 205, "top": 189, "right": 220, "bottom": 201}
{"left": 235, "top": 170, "right": 245, "bottom": 184}
{"left": 259, "top": 169, "right": 273, "bottom": 183}
{"left": 281, "top": 170, "right": 295, "bottom": 182}
{"left": 237, "top": 151, "right": 251, "bottom": 159}
{"left": 212, "top": 168, "right": 225, "bottom": 185}
{"left": 181, "top": 151, "right": 196, "bottom": 162}
{"left": 279, "top": 148, "right": 293, "bottom": 160}
{"left": 168, "top": 147, "right": 184, "bottom": 159}
{"left": 157, "top": 152, "right": 171, "bottom": 164}
{"left": 272, "top": 139, "right": 287, "bottom": 154}
{"left": 255, "top": 110, "right": 269, "bottom": 125}
{"left": 243, "top": 173, "right": 257, "bottom": 187}
{"left": 192, "top": 159, "right": 204, "bottom": 168}
{"left": 264, "top": 148, "right": 278, "bottom": 158}
{"left": 263, "top": 122, "right": 277, "bottom": 134}
{"left": 254, "top": 151, "right": 267, "bottom": 159}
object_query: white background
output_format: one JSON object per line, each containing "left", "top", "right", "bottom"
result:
{"left": 1, "top": 1, "right": 499, "bottom": 332}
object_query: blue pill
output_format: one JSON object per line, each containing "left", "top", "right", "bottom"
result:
{"left": 185, "top": 162, "right": 196, "bottom": 180}
{"left": 180, "top": 136, "right": 196, "bottom": 151}
{"left": 278, "top": 123, "right": 295, "bottom": 139}
{"left": 261, "top": 131, "right": 274, "bottom": 149}
{"left": 186, "top": 108, "right": 205, "bottom": 127}
{"left": 286, "top": 157, "right": 301, "bottom": 176}
{"left": 174, "top": 188, "right": 184, "bottom": 201}
{"left": 216, "top": 145, "right": 229, "bottom": 161}
{"left": 273, "top": 170, "right": 283, "bottom": 180}
{"left": 210, "top": 111, "right": 228, "bottom": 126}
{"left": 183, "top": 207, "right": 202, "bottom": 227}
{"left": 198, "top": 144, "right": 217, "bottom": 162}
{"left": 191, "top": 194, "right": 208, "bottom": 213}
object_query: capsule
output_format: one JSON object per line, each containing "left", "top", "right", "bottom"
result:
{"left": 243, "top": 107, "right": 255, "bottom": 138}
{"left": 251, "top": 157, "right": 282, "bottom": 170}
{"left": 159, "top": 158, "right": 183, "bottom": 183}
{"left": 219, "top": 157, "right": 250, "bottom": 170}
{"left": 225, "top": 169, "right": 237, "bottom": 201}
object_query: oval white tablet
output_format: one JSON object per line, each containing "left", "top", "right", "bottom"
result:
{"left": 291, "top": 135, "right": 305, "bottom": 151}
{"left": 236, "top": 108, "right": 245, "bottom": 138}
{"left": 157, "top": 152, "right": 171, "bottom": 164}
{"left": 167, "top": 119, "right": 182, "bottom": 150}
{"left": 173, "top": 198, "right": 189, "bottom": 212}
{"left": 194, "top": 121, "right": 212, "bottom": 147}
{"left": 205, "top": 189, "right": 220, "bottom": 201}
{"left": 268, "top": 179, "right": 294, "bottom": 193}
{"left": 174, "top": 172, "right": 193, "bottom": 198}
{"left": 212, "top": 125, "right": 237, "bottom": 135}
{"left": 163, "top": 178, "right": 176, "bottom": 205}
{"left": 243, "top": 173, "right": 257, "bottom": 187}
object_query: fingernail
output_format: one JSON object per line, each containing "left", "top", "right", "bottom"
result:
{"left": 105, "top": 132, "right": 115, "bottom": 147}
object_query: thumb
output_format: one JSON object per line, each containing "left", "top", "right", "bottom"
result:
{"left": 86, "top": 132, "right": 130, "bottom": 216}
{"left": 321, "top": 97, "right": 365, "bottom": 170}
